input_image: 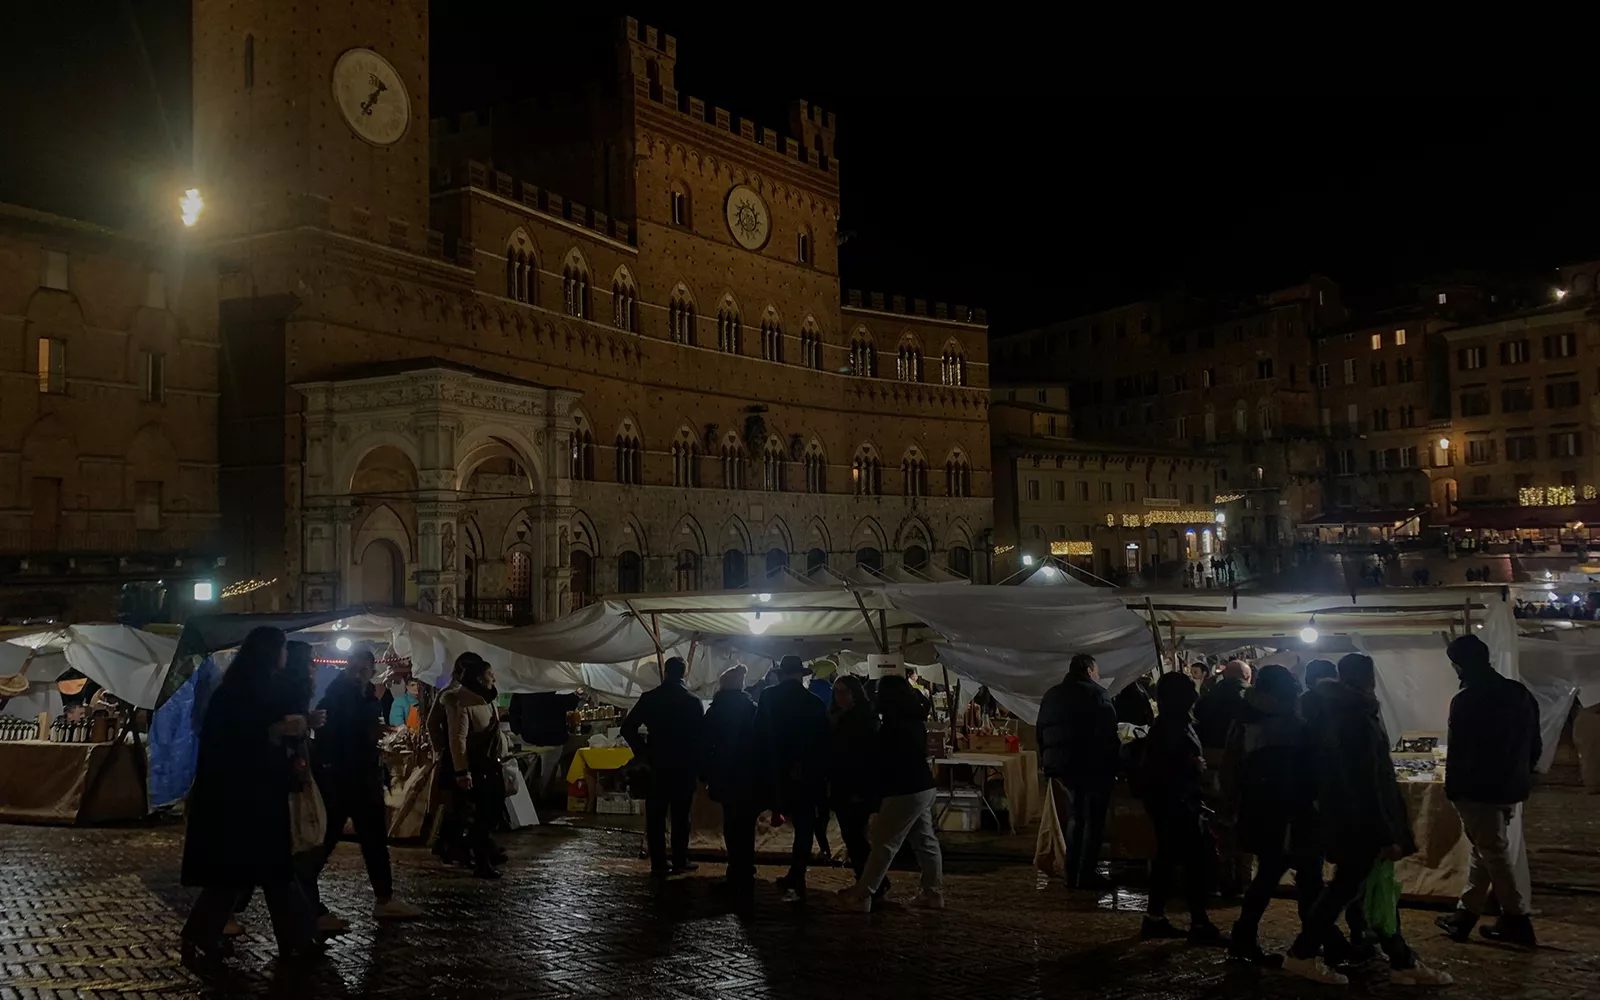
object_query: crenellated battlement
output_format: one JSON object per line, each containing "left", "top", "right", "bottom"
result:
{"left": 842, "top": 289, "right": 987, "bottom": 328}
{"left": 431, "top": 160, "right": 637, "bottom": 247}
{"left": 620, "top": 16, "right": 837, "bottom": 180}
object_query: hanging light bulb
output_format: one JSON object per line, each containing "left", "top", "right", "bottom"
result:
{"left": 1299, "top": 617, "right": 1318, "bottom": 644}
{"left": 335, "top": 636, "right": 353, "bottom": 652}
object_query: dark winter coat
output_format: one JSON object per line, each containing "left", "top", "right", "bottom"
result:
{"left": 315, "top": 672, "right": 384, "bottom": 785}
{"left": 621, "top": 678, "right": 704, "bottom": 773}
{"left": 829, "top": 702, "right": 881, "bottom": 807}
{"left": 876, "top": 685, "right": 936, "bottom": 798}
{"left": 1037, "top": 673, "right": 1119, "bottom": 785}
{"left": 1306, "top": 680, "right": 1415, "bottom": 861}
{"left": 701, "top": 688, "right": 757, "bottom": 804}
{"left": 181, "top": 676, "right": 295, "bottom": 888}
{"left": 1446, "top": 664, "right": 1542, "bottom": 805}
{"left": 1224, "top": 688, "right": 1317, "bottom": 856}
{"left": 1194, "top": 675, "right": 1248, "bottom": 749}
{"left": 754, "top": 679, "right": 831, "bottom": 811}
{"left": 1138, "top": 712, "right": 1206, "bottom": 819}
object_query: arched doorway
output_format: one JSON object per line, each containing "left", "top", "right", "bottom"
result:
{"left": 855, "top": 547, "right": 883, "bottom": 572}
{"left": 806, "top": 548, "right": 829, "bottom": 574}
{"left": 571, "top": 550, "right": 594, "bottom": 608}
{"left": 722, "top": 549, "right": 748, "bottom": 589}
{"left": 360, "top": 539, "right": 404, "bottom": 606}
{"left": 947, "top": 545, "right": 972, "bottom": 578}
{"left": 676, "top": 550, "right": 700, "bottom": 591}
{"left": 765, "top": 547, "right": 788, "bottom": 579}
{"left": 617, "top": 551, "right": 643, "bottom": 594}
{"left": 904, "top": 545, "right": 929, "bottom": 571}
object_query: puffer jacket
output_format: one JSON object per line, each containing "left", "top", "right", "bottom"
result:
{"left": 1037, "top": 672, "right": 1119, "bottom": 785}
{"left": 1446, "top": 664, "right": 1542, "bottom": 805}
{"left": 440, "top": 683, "right": 500, "bottom": 776}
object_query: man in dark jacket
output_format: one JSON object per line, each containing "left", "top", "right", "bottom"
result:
{"left": 753, "top": 654, "right": 830, "bottom": 901}
{"left": 1194, "top": 660, "right": 1250, "bottom": 749}
{"left": 1436, "top": 634, "right": 1541, "bottom": 947}
{"left": 310, "top": 649, "right": 422, "bottom": 921}
{"left": 1284, "top": 654, "right": 1450, "bottom": 986}
{"left": 622, "top": 656, "right": 705, "bottom": 876}
{"left": 701, "top": 665, "right": 758, "bottom": 892}
{"left": 1037, "top": 653, "right": 1119, "bottom": 888}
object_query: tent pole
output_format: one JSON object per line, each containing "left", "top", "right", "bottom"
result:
{"left": 1144, "top": 596, "right": 1165, "bottom": 672}
{"left": 685, "top": 633, "right": 699, "bottom": 676}
{"left": 851, "top": 590, "right": 888, "bottom": 654}
{"left": 1167, "top": 618, "right": 1180, "bottom": 673}
{"left": 1461, "top": 598, "right": 1471, "bottom": 637}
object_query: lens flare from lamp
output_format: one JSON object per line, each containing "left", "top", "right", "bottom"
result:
{"left": 1040, "top": 565, "right": 1056, "bottom": 576}
{"left": 1021, "top": 554, "right": 1034, "bottom": 566}
{"left": 757, "top": 592, "right": 772, "bottom": 602}
{"left": 1300, "top": 625, "right": 1318, "bottom": 643}
{"left": 180, "top": 188, "right": 203, "bottom": 227}
{"left": 334, "top": 636, "right": 353, "bottom": 652}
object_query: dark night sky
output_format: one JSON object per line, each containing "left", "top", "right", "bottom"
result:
{"left": 2, "top": 5, "right": 1593, "bottom": 331}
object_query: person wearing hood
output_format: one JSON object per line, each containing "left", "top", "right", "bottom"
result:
{"left": 1223, "top": 664, "right": 1319, "bottom": 965}
{"left": 828, "top": 675, "right": 885, "bottom": 897}
{"left": 1136, "top": 672, "right": 1228, "bottom": 946}
{"left": 838, "top": 674, "right": 944, "bottom": 912}
{"left": 1435, "top": 634, "right": 1541, "bottom": 948}
{"left": 441, "top": 654, "right": 507, "bottom": 879}
{"left": 1284, "top": 654, "right": 1451, "bottom": 987}
{"left": 623, "top": 656, "right": 706, "bottom": 878}
{"left": 1194, "top": 660, "right": 1250, "bottom": 749}
{"left": 753, "top": 655, "right": 830, "bottom": 901}
{"left": 1036, "top": 653, "right": 1120, "bottom": 889}
{"left": 701, "top": 664, "right": 758, "bottom": 892}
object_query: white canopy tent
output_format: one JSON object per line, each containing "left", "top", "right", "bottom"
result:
{"left": 2, "top": 625, "right": 179, "bottom": 718}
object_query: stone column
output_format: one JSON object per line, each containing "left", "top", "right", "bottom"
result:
{"left": 413, "top": 415, "right": 462, "bottom": 616}
{"left": 541, "top": 391, "right": 581, "bottom": 620}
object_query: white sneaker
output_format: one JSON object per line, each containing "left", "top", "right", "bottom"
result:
{"left": 835, "top": 886, "right": 872, "bottom": 913}
{"left": 1391, "top": 962, "right": 1453, "bottom": 986}
{"left": 1284, "top": 954, "right": 1349, "bottom": 985}
{"left": 373, "top": 898, "right": 423, "bottom": 920}
{"left": 911, "top": 889, "right": 945, "bottom": 910}
{"left": 316, "top": 913, "right": 350, "bottom": 935}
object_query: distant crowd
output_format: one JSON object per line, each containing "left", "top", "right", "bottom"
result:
{"left": 1038, "top": 635, "right": 1541, "bottom": 986}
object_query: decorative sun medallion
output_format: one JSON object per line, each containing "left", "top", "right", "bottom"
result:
{"left": 724, "top": 184, "right": 771, "bottom": 250}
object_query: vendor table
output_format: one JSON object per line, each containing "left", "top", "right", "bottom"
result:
{"left": 0, "top": 739, "right": 147, "bottom": 825}
{"left": 930, "top": 751, "right": 1040, "bottom": 834}
{"left": 564, "top": 746, "right": 635, "bottom": 812}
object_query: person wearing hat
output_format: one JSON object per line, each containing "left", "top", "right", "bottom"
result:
{"left": 753, "top": 654, "right": 830, "bottom": 902}
{"left": 702, "top": 664, "right": 759, "bottom": 893}
{"left": 1435, "top": 634, "right": 1541, "bottom": 948}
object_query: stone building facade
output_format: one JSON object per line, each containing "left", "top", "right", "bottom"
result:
{"left": 193, "top": 3, "right": 991, "bottom": 619}
{"left": 0, "top": 205, "right": 220, "bottom": 620}
{"left": 993, "top": 279, "right": 1343, "bottom": 555}
{"left": 989, "top": 396, "right": 1221, "bottom": 583}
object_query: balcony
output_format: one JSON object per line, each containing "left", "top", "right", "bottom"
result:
{"left": 460, "top": 594, "right": 535, "bottom": 627}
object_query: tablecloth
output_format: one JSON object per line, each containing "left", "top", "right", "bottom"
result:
{"left": 932, "top": 751, "right": 1041, "bottom": 832}
{"left": 565, "top": 746, "right": 635, "bottom": 782}
{"left": 382, "top": 749, "right": 434, "bottom": 839}
{"left": 0, "top": 739, "right": 147, "bottom": 825}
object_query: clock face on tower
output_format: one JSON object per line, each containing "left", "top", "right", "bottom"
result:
{"left": 331, "top": 48, "right": 410, "bottom": 146}
{"left": 724, "top": 184, "right": 771, "bottom": 250}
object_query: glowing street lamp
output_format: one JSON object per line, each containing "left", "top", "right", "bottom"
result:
{"left": 1438, "top": 437, "right": 1450, "bottom": 450}
{"left": 179, "top": 188, "right": 204, "bottom": 228}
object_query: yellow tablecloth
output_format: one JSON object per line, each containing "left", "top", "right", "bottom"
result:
{"left": 565, "top": 746, "right": 634, "bottom": 782}
{"left": 0, "top": 739, "right": 147, "bottom": 825}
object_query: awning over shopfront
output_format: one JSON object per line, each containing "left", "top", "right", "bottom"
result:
{"left": 1301, "top": 508, "right": 1425, "bottom": 528}
{"left": 1438, "top": 503, "right": 1600, "bottom": 530}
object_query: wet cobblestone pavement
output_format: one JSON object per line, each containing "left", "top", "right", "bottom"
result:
{"left": 2, "top": 786, "right": 1598, "bottom": 999}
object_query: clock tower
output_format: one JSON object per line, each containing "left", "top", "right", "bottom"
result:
{"left": 192, "top": 0, "right": 431, "bottom": 250}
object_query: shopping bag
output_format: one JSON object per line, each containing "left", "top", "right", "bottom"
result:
{"left": 1362, "top": 859, "right": 1401, "bottom": 938}
{"left": 502, "top": 759, "right": 522, "bottom": 799}
{"left": 289, "top": 779, "right": 328, "bottom": 855}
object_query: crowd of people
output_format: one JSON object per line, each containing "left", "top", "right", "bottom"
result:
{"left": 1038, "top": 635, "right": 1543, "bottom": 986}
{"left": 623, "top": 653, "right": 945, "bottom": 911}
{"left": 177, "top": 624, "right": 1544, "bottom": 980}
{"left": 177, "top": 628, "right": 515, "bottom": 966}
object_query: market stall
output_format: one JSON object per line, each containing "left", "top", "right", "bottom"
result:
{"left": 0, "top": 625, "right": 175, "bottom": 825}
